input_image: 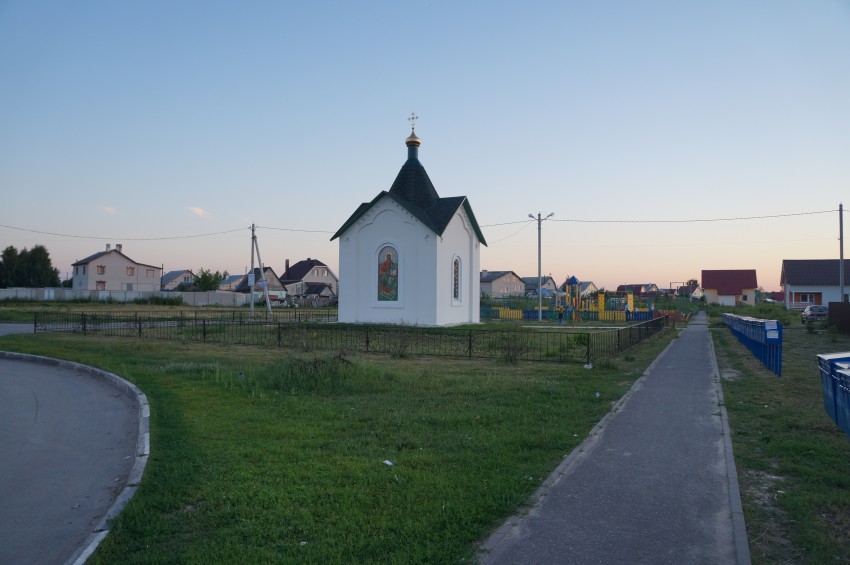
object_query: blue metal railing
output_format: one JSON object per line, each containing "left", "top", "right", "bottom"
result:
{"left": 722, "top": 313, "right": 782, "bottom": 376}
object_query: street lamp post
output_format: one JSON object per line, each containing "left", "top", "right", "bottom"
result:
{"left": 529, "top": 212, "right": 554, "bottom": 321}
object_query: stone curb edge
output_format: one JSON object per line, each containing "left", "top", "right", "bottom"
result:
{"left": 0, "top": 351, "right": 150, "bottom": 565}
{"left": 707, "top": 333, "right": 753, "bottom": 565}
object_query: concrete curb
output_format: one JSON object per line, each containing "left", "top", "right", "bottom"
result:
{"left": 707, "top": 333, "right": 752, "bottom": 565}
{"left": 0, "top": 351, "right": 150, "bottom": 565}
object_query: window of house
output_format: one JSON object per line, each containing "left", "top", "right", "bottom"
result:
{"left": 96, "top": 265, "right": 105, "bottom": 275}
{"left": 83, "top": 266, "right": 86, "bottom": 275}
{"left": 127, "top": 266, "right": 135, "bottom": 276}
{"left": 147, "top": 268, "right": 155, "bottom": 277}
{"left": 96, "top": 281, "right": 106, "bottom": 290}
{"left": 741, "top": 294, "right": 748, "bottom": 301}
{"left": 126, "top": 283, "right": 133, "bottom": 291}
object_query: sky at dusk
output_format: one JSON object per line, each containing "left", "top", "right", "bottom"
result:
{"left": 1, "top": 1, "right": 848, "bottom": 291}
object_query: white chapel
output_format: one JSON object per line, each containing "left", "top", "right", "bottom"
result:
{"left": 331, "top": 120, "right": 487, "bottom": 326}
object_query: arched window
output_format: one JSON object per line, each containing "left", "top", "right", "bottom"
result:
{"left": 377, "top": 245, "right": 399, "bottom": 301}
{"left": 452, "top": 256, "right": 461, "bottom": 303}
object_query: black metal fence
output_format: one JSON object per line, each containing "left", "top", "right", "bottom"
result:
{"left": 33, "top": 311, "right": 669, "bottom": 365}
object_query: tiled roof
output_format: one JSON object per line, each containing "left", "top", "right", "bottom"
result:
{"left": 72, "top": 250, "right": 110, "bottom": 266}
{"left": 161, "top": 270, "right": 193, "bottom": 286}
{"left": 701, "top": 269, "right": 758, "bottom": 295}
{"left": 522, "top": 276, "right": 556, "bottom": 289}
{"left": 480, "top": 270, "right": 520, "bottom": 283}
{"left": 280, "top": 258, "right": 328, "bottom": 284}
{"left": 72, "top": 249, "right": 159, "bottom": 269}
{"left": 780, "top": 259, "right": 850, "bottom": 286}
{"left": 303, "top": 283, "right": 336, "bottom": 296}
{"left": 234, "top": 267, "right": 282, "bottom": 292}
{"left": 331, "top": 141, "right": 487, "bottom": 245}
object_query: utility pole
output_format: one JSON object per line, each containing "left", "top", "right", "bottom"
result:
{"left": 249, "top": 224, "right": 272, "bottom": 315}
{"left": 250, "top": 224, "right": 256, "bottom": 314}
{"left": 528, "top": 212, "right": 554, "bottom": 321}
{"left": 838, "top": 203, "right": 844, "bottom": 302}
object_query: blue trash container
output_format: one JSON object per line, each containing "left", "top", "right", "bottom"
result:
{"left": 816, "top": 352, "right": 850, "bottom": 430}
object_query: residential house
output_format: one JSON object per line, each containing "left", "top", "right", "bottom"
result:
{"left": 279, "top": 258, "right": 339, "bottom": 297}
{"left": 701, "top": 269, "right": 758, "bottom": 306}
{"left": 480, "top": 270, "right": 525, "bottom": 299}
{"left": 72, "top": 244, "right": 161, "bottom": 292}
{"left": 780, "top": 259, "right": 850, "bottom": 310}
{"left": 161, "top": 269, "right": 195, "bottom": 291}
{"left": 558, "top": 280, "right": 598, "bottom": 296}
{"left": 219, "top": 274, "right": 246, "bottom": 291}
{"left": 234, "top": 267, "right": 286, "bottom": 297}
{"left": 522, "top": 276, "right": 558, "bottom": 296}
{"left": 616, "top": 283, "right": 660, "bottom": 296}
{"left": 675, "top": 284, "right": 704, "bottom": 301}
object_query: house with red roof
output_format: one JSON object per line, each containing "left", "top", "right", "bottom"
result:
{"left": 780, "top": 259, "right": 850, "bottom": 310}
{"left": 701, "top": 269, "right": 757, "bottom": 306}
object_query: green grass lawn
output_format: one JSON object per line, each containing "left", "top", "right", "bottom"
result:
{"left": 6, "top": 307, "right": 847, "bottom": 563}
{"left": 0, "top": 328, "right": 674, "bottom": 563}
{"left": 712, "top": 321, "right": 850, "bottom": 564}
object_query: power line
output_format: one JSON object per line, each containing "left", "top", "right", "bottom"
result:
{"left": 482, "top": 209, "right": 835, "bottom": 229}
{"left": 0, "top": 223, "right": 250, "bottom": 240}
{"left": 549, "top": 209, "right": 836, "bottom": 224}
{"left": 1, "top": 207, "right": 837, "bottom": 242}
{"left": 257, "top": 225, "right": 335, "bottom": 234}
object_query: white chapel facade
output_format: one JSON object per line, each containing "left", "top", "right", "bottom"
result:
{"left": 332, "top": 123, "right": 486, "bottom": 326}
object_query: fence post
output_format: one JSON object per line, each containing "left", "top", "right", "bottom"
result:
{"left": 365, "top": 327, "right": 370, "bottom": 353}
{"left": 33, "top": 312, "right": 38, "bottom": 333}
{"left": 277, "top": 322, "right": 282, "bottom": 347}
{"left": 585, "top": 333, "right": 591, "bottom": 366}
{"left": 468, "top": 329, "right": 473, "bottom": 358}
{"left": 137, "top": 314, "right": 142, "bottom": 337}
{"left": 202, "top": 319, "right": 207, "bottom": 342}
{"left": 81, "top": 313, "right": 87, "bottom": 335}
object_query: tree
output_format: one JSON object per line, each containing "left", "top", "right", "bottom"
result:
{"left": 194, "top": 268, "right": 225, "bottom": 291}
{"left": 0, "top": 246, "right": 19, "bottom": 288}
{"left": 20, "top": 245, "right": 61, "bottom": 287}
{"left": 0, "top": 244, "right": 59, "bottom": 288}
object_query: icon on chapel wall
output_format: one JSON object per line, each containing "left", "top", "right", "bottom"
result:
{"left": 377, "top": 245, "right": 398, "bottom": 301}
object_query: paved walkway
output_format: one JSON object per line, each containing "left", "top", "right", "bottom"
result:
{"left": 480, "top": 312, "right": 750, "bottom": 565}
{"left": 0, "top": 352, "right": 147, "bottom": 565}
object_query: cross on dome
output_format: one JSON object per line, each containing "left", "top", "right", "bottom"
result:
{"left": 407, "top": 112, "right": 418, "bottom": 131}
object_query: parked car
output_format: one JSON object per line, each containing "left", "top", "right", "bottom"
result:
{"left": 801, "top": 305, "right": 829, "bottom": 323}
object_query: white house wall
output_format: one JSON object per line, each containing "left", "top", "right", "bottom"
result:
{"left": 784, "top": 285, "right": 846, "bottom": 308}
{"left": 435, "top": 207, "right": 480, "bottom": 325}
{"left": 73, "top": 251, "right": 160, "bottom": 292}
{"left": 338, "top": 198, "right": 438, "bottom": 325}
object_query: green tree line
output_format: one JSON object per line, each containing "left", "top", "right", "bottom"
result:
{"left": 0, "top": 245, "right": 61, "bottom": 288}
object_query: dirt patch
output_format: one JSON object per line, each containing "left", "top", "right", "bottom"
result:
{"left": 739, "top": 470, "right": 797, "bottom": 563}
{"left": 713, "top": 340, "right": 742, "bottom": 381}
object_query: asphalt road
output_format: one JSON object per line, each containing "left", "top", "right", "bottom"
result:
{"left": 0, "top": 323, "right": 34, "bottom": 336}
{"left": 0, "top": 357, "right": 138, "bottom": 565}
{"left": 480, "top": 312, "right": 749, "bottom": 564}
